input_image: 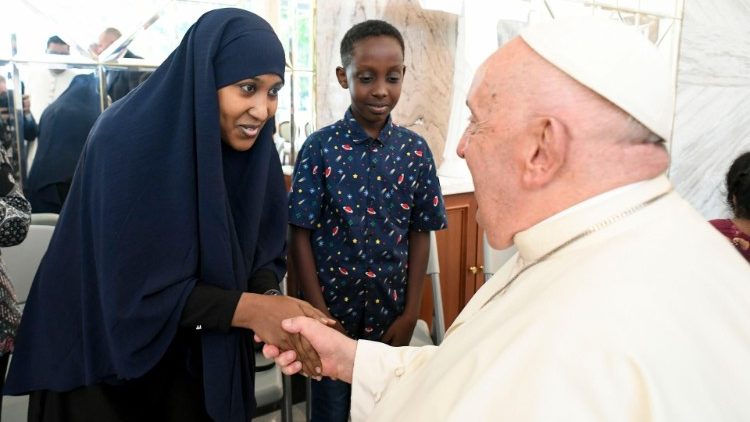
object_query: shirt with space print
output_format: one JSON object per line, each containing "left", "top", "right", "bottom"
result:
{"left": 289, "top": 108, "right": 447, "bottom": 340}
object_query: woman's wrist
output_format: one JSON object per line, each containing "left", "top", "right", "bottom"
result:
{"left": 231, "top": 292, "right": 263, "bottom": 329}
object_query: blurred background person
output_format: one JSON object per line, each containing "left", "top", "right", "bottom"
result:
{"left": 92, "top": 27, "right": 145, "bottom": 103}
{"left": 25, "top": 74, "right": 101, "bottom": 213}
{"left": 25, "top": 35, "right": 82, "bottom": 170}
{"left": 26, "top": 36, "right": 78, "bottom": 120}
{"left": 710, "top": 151, "right": 750, "bottom": 263}
{"left": 0, "top": 75, "right": 38, "bottom": 182}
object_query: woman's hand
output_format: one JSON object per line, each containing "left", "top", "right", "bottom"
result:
{"left": 234, "top": 293, "right": 331, "bottom": 376}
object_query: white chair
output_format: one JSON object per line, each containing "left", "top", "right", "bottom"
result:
{"left": 278, "top": 121, "right": 291, "bottom": 142}
{"left": 255, "top": 351, "right": 289, "bottom": 421}
{"left": 482, "top": 233, "right": 517, "bottom": 283}
{"left": 29, "top": 213, "right": 59, "bottom": 226}
{"left": 410, "top": 231, "right": 445, "bottom": 346}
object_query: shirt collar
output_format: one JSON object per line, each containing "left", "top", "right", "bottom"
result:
{"left": 513, "top": 175, "right": 674, "bottom": 263}
{"left": 342, "top": 107, "right": 396, "bottom": 145}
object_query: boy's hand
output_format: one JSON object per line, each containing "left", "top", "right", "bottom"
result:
{"left": 380, "top": 314, "right": 417, "bottom": 346}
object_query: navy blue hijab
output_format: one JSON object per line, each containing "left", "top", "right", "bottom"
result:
{"left": 6, "top": 8, "right": 287, "bottom": 421}
{"left": 26, "top": 73, "right": 101, "bottom": 213}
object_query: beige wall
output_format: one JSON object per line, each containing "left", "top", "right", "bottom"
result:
{"left": 314, "top": 0, "right": 457, "bottom": 165}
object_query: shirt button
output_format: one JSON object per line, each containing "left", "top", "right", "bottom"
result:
{"left": 394, "top": 367, "right": 404, "bottom": 377}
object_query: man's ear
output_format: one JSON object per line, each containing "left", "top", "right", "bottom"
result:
{"left": 521, "top": 117, "right": 569, "bottom": 188}
{"left": 336, "top": 66, "right": 348, "bottom": 89}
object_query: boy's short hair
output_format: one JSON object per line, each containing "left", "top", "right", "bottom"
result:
{"left": 340, "top": 20, "right": 405, "bottom": 68}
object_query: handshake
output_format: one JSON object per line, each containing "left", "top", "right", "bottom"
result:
{"left": 245, "top": 295, "right": 359, "bottom": 383}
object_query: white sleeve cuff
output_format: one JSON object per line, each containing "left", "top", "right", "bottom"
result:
{"left": 351, "top": 341, "right": 396, "bottom": 421}
{"left": 350, "top": 340, "right": 437, "bottom": 421}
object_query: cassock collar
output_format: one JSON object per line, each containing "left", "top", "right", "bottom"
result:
{"left": 341, "top": 107, "right": 396, "bottom": 146}
{"left": 513, "top": 175, "right": 674, "bottom": 264}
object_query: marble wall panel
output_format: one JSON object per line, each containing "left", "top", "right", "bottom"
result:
{"left": 314, "top": 0, "right": 457, "bottom": 165}
{"left": 670, "top": 0, "right": 750, "bottom": 219}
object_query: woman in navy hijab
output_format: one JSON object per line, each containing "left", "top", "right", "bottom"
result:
{"left": 5, "top": 8, "right": 325, "bottom": 421}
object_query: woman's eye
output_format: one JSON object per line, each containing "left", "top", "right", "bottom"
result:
{"left": 269, "top": 86, "right": 280, "bottom": 97}
{"left": 241, "top": 84, "right": 256, "bottom": 94}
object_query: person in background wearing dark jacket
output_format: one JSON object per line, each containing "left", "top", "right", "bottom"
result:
{"left": 93, "top": 27, "right": 146, "bottom": 102}
{"left": 26, "top": 74, "right": 101, "bottom": 213}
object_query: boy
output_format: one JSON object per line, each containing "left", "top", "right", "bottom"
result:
{"left": 288, "top": 20, "right": 447, "bottom": 422}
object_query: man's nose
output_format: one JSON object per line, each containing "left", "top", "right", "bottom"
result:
{"left": 456, "top": 133, "right": 469, "bottom": 158}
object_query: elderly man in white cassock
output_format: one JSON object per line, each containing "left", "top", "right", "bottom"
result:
{"left": 263, "top": 17, "right": 750, "bottom": 421}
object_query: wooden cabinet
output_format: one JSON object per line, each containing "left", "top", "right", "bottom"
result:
{"left": 420, "top": 192, "right": 484, "bottom": 328}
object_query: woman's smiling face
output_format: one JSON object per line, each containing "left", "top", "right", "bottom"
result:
{"left": 218, "top": 74, "right": 284, "bottom": 151}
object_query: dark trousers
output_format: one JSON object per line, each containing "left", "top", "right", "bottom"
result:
{"left": 26, "top": 352, "right": 211, "bottom": 422}
{"left": 311, "top": 376, "right": 351, "bottom": 422}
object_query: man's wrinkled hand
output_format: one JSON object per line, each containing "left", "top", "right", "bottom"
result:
{"left": 262, "top": 316, "right": 358, "bottom": 383}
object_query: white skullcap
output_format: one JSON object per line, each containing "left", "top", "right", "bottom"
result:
{"left": 520, "top": 17, "right": 674, "bottom": 141}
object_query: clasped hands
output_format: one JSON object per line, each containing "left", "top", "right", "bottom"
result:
{"left": 234, "top": 293, "right": 333, "bottom": 377}
{"left": 258, "top": 313, "right": 417, "bottom": 383}
{"left": 241, "top": 292, "right": 356, "bottom": 381}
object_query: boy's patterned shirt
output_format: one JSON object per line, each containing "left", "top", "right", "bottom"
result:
{"left": 288, "top": 109, "right": 447, "bottom": 339}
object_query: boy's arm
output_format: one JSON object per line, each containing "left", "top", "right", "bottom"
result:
{"left": 290, "top": 225, "right": 326, "bottom": 312}
{"left": 290, "top": 225, "right": 348, "bottom": 334}
{"left": 381, "top": 230, "right": 430, "bottom": 346}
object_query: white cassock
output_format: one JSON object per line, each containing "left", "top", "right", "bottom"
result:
{"left": 351, "top": 175, "right": 750, "bottom": 421}
{"left": 24, "top": 67, "right": 78, "bottom": 120}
